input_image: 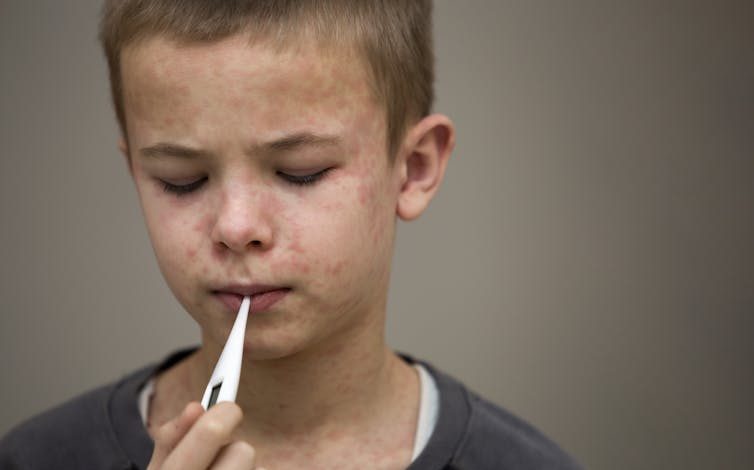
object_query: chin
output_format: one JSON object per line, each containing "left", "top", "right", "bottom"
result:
{"left": 240, "top": 328, "right": 309, "bottom": 361}
{"left": 243, "top": 342, "right": 305, "bottom": 362}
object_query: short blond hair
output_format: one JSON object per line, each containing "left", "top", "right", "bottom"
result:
{"left": 99, "top": 0, "right": 434, "bottom": 159}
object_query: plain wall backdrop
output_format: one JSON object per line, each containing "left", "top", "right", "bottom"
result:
{"left": 1, "top": 1, "right": 752, "bottom": 469}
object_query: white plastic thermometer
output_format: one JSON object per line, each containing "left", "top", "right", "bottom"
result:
{"left": 201, "top": 296, "right": 250, "bottom": 410}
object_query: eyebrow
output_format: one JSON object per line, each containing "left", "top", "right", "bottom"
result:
{"left": 257, "top": 132, "right": 342, "bottom": 153}
{"left": 139, "top": 143, "right": 211, "bottom": 159}
{"left": 139, "top": 132, "right": 342, "bottom": 160}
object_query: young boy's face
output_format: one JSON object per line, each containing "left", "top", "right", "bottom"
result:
{"left": 120, "top": 35, "right": 402, "bottom": 358}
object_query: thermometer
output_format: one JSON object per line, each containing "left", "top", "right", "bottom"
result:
{"left": 200, "top": 296, "right": 250, "bottom": 410}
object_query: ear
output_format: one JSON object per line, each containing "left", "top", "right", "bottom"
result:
{"left": 118, "top": 137, "right": 133, "bottom": 176}
{"left": 396, "top": 114, "right": 456, "bottom": 220}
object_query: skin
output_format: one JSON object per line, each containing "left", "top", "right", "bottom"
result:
{"left": 119, "top": 33, "right": 454, "bottom": 469}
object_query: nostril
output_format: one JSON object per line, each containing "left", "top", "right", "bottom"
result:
{"left": 250, "top": 240, "right": 262, "bottom": 247}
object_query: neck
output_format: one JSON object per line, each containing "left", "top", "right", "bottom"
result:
{"left": 148, "top": 307, "right": 420, "bottom": 466}
{"left": 187, "top": 308, "right": 417, "bottom": 443}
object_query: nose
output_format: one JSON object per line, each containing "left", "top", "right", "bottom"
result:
{"left": 210, "top": 183, "right": 274, "bottom": 252}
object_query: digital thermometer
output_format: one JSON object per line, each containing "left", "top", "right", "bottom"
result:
{"left": 200, "top": 295, "right": 250, "bottom": 410}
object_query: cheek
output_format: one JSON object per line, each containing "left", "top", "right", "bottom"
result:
{"left": 288, "top": 257, "right": 313, "bottom": 275}
{"left": 185, "top": 214, "right": 212, "bottom": 259}
{"left": 327, "top": 259, "right": 347, "bottom": 277}
{"left": 190, "top": 214, "right": 215, "bottom": 270}
{"left": 357, "top": 182, "right": 370, "bottom": 206}
{"left": 142, "top": 195, "right": 207, "bottom": 269}
{"left": 304, "top": 181, "right": 391, "bottom": 281}
{"left": 360, "top": 176, "right": 396, "bottom": 244}
{"left": 276, "top": 216, "right": 310, "bottom": 272}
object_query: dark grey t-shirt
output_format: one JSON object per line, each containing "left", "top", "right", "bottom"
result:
{"left": 0, "top": 349, "right": 581, "bottom": 469}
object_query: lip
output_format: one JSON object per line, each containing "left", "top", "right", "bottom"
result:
{"left": 212, "top": 284, "right": 291, "bottom": 313}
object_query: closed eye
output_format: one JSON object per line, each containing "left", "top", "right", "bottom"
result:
{"left": 160, "top": 177, "right": 207, "bottom": 196}
{"left": 277, "top": 168, "right": 332, "bottom": 186}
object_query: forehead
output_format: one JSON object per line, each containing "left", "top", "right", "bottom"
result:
{"left": 120, "top": 34, "right": 382, "bottom": 144}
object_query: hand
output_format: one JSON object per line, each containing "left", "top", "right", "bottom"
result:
{"left": 147, "top": 401, "right": 266, "bottom": 470}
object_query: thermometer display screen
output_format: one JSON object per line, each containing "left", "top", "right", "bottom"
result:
{"left": 208, "top": 383, "right": 222, "bottom": 409}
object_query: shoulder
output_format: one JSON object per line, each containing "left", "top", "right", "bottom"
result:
{"left": 0, "top": 358, "right": 162, "bottom": 470}
{"left": 456, "top": 386, "right": 581, "bottom": 469}
{"left": 408, "top": 356, "right": 582, "bottom": 470}
{"left": 0, "top": 381, "right": 126, "bottom": 469}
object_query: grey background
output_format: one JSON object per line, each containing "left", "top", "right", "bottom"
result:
{"left": 1, "top": 1, "right": 752, "bottom": 469}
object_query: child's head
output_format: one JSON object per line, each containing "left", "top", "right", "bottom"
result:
{"left": 100, "top": 0, "right": 435, "bottom": 160}
{"left": 97, "top": 0, "right": 454, "bottom": 359}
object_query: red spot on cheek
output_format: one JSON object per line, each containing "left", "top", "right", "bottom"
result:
{"left": 193, "top": 214, "right": 211, "bottom": 232}
{"left": 328, "top": 260, "right": 346, "bottom": 276}
{"left": 358, "top": 183, "right": 370, "bottom": 206}
{"left": 296, "top": 260, "right": 311, "bottom": 275}
{"left": 289, "top": 239, "right": 305, "bottom": 255}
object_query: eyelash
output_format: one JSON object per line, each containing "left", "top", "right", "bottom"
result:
{"left": 159, "top": 169, "right": 331, "bottom": 196}
{"left": 277, "top": 168, "right": 331, "bottom": 186}
{"left": 161, "top": 177, "right": 207, "bottom": 196}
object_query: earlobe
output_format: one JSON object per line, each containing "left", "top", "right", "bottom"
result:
{"left": 396, "top": 114, "right": 456, "bottom": 220}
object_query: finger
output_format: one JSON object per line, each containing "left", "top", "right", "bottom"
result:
{"left": 163, "top": 402, "right": 244, "bottom": 470}
{"left": 210, "top": 440, "right": 256, "bottom": 470}
{"left": 149, "top": 402, "right": 205, "bottom": 469}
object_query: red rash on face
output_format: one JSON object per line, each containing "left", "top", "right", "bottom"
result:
{"left": 122, "top": 35, "right": 399, "bottom": 359}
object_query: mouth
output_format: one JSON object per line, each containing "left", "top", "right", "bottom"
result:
{"left": 211, "top": 284, "right": 291, "bottom": 314}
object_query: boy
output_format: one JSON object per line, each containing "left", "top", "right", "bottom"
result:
{"left": 0, "top": 1, "right": 580, "bottom": 469}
